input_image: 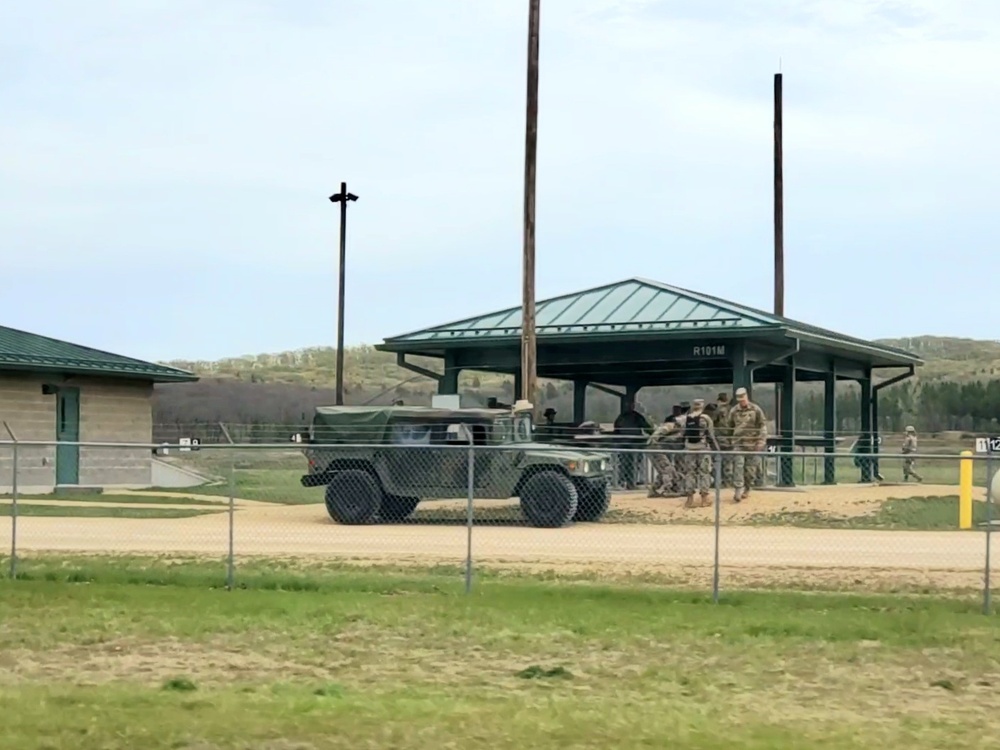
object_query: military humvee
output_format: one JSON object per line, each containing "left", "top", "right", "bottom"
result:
{"left": 299, "top": 402, "right": 613, "bottom": 528}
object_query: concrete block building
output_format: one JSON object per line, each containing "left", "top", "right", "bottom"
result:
{"left": 0, "top": 324, "right": 198, "bottom": 492}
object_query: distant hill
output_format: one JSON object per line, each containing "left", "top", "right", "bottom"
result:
{"left": 875, "top": 336, "right": 1000, "bottom": 381}
{"left": 161, "top": 335, "right": 997, "bottom": 392}
{"left": 151, "top": 336, "right": 1000, "bottom": 438}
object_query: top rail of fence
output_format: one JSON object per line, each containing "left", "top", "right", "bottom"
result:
{"left": 0, "top": 438, "right": 993, "bottom": 462}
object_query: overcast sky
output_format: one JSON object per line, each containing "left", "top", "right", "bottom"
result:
{"left": 2, "top": 0, "right": 997, "bottom": 363}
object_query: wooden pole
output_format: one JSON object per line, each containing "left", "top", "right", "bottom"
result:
{"left": 520, "top": 0, "right": 540, "bottom": 407}
{"left": 773, "top": 72, "right": 784, "bottom": 317}
{"left": 773, "top": 72, "right": 785, "bottom": 456}
{"left": 336, "top": 182, "right": 348, "bottom": 405}
{"left": 329, "top": 182, "right": 358, "bottom": 405}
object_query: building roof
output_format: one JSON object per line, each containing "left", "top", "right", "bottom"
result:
{"left": 380, "top": 277, "right": 921, "bottom": 367}
{"left": 0, "top": 324, "right": 198, "bottom": 383}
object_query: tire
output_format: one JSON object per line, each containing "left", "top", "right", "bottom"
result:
{"left": 519, "top": 470, "right": 579, "bottom": 528}
{"left": 572, "top": 478, "right": 611, "bottom": 523}
{"left": 324, "top": 469, "right": 383, "bottom": 525}
{"left": 379, "top": 495, "right": 421, "bottom": 522}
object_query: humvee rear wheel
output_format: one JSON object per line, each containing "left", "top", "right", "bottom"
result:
{"left": 324, "top": 470, "right": 383, "bottom": 525}
{"left": 519, "top": 471, "right": 579, "bottom": 528}
{"left": 379, "top": 495, "right": 421, "bottom": 522}
{"left": 572, "top": 478, "right": 611, "bottom": 523}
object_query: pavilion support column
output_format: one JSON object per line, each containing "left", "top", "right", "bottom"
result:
{"left": 871, "top": 387, "right": 881, "bottom": 480}
{"left": 623, "top": 384, "right": 640, "bottom": 412}
{"left": 823, "top": 368, "right": 837, "bottom": 485}
{"left": 778, "top": 359, "right": 796, "bottom": 487}
{"left": 439, "top": 352, "right": 460, "bottom": 395}
{"left": 729, "top": 343, "right": 751, "bottom": 399}
{"left": 573, "top": 380, "right": 588, "bottom": 424}
{"left": 859, "top": 373, "right": 873, "bottom": 483}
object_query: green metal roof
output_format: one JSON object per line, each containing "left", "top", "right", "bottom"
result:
{"left": 0, "top": 324, "right": 198, "bottom": 383}
{"left": 381, "top": 277, "right": 921, "bottom": 365}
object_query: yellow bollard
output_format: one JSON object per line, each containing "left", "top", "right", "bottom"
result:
{"left": 959, "top": 450, "right": 973, "bottom": 530}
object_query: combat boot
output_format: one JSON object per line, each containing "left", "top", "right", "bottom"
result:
{"left": 733, "top": 487, "right": 742, "bottom": 503}
{"left": 698, "top": 491, "right": 712, "bottom": 508}
{"left": 684, "top": 493, "right": 697, "bottom": 509}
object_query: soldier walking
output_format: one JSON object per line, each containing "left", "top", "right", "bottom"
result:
{"left": 901, "top": 425, "right": 923, "bottom": 482}
{"left": 714, "top": 392, "right": 734, "bottom": 487}
{"left": 614, "top": 398, "right": 652, "bottom": 490}
{"left": 727, "top": 387, "right": 767, "bottom": 503}
{"left": 646, "top": 415, "right": 680, "bottom": 497}
{"left": 680, "top": 399, "right": 719, "bottom": 508}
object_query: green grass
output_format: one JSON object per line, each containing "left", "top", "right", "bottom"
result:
{"left": 794, "top": 454, "right": 991, "bottom": 488}
{"left": 746, "top": 496, "right": 997, "bottom": 531}
{"left": 0, "top": 504, "right": 219, "bottom": 519}
{"left": 160, "top": 468, "right": 320, "bottom": 505}
{"left": 0, "top": 556, "right": 998, "bottom": 749}
{"left": 0, "top": 492, "right": 219, "bottom": 506}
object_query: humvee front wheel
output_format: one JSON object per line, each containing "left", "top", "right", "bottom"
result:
{"left": 379, "top": 495, "right": 421, "bottom": 522}
{"left": 324, "top": 470, "right": 383, "bottom": 525}
{"left": 572, "top": 478, "right": 611, "bottom": 523}
{"left": 519, "top": 470, "right": 579, "bottom": 528}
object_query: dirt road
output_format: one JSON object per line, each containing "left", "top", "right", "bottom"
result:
{"left": 2, "top": 484, "right": 996, "bottom": 591}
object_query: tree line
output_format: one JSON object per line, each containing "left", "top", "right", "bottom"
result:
{"left": 151, "top": 376, "right": 1000, "bottom": 443}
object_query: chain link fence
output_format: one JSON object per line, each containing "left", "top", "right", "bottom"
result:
{"left": 1, "top": 438, "right": 997, "bottom": 611}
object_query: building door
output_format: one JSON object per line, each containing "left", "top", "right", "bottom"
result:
{"left": 56, "top": 386, "right": 80, "bottom": 485}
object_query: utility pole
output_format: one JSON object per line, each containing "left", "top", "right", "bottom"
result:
{"left": 773, "top": 72, "right": 784, "bottom": 317}
{"left": 520, "top": 0, "right": 540, "bottom": 408}
{"left": 329, "top": 182, "right": 358, "bottom": 405}
{"left": 773, "top": 71, "right": 787, "bottom": 481}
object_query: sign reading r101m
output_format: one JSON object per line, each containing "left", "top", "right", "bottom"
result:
{"left": 692, "top": 345, "right": 727, "bottom": 357}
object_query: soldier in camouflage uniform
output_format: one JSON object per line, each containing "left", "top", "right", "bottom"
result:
{"left": 646, "top": 415, "right": 680, "bottom": 497}
{"left": 680, "top": 399, "right": 719, "bottom": 508}
{"left": 714, "top": 392, "right": 734, "bottom": 487}
{"left": 726, "top": 387, "right": 767, "bottom": 502}
{"left": 901, "top": 425, "right": 923, "bottom": 482}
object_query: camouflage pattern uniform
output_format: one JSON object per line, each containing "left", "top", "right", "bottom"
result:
{"left": 715, "top": 392, "right": 734, "bottom": 487}
{"left": 646, "top": 418, "right": 680, "bottom": 497}
{"left": 727, "top": 388, "right": 767, "bottom": 502}
{"left": 901, "top": 426, "right": 923, "bottom": 482}
{"left": 680, "top": 399, "right": 719, "bottom": 508}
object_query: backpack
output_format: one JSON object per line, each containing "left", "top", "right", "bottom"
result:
{"left": 684, "top": 414, "right": 704, "bottom": 444}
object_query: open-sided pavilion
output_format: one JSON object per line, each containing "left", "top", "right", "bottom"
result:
{"left": 375, "top": 278, "right": 923, "bottom": 485}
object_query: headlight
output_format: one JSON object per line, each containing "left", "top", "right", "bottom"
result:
{"left": 582, "top": 462, "right": 590, "bottom": 473}
{"left": 600, "top": 459, "right": 609, "bottom": 471}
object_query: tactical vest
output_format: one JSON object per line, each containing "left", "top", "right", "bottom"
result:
{"left": 684, "top": 414, "right": 705, "bottom": 444}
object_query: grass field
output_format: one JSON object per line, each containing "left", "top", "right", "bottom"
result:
{"left": 1, "top": 556, "right": 998, "bottom": 749}
{"left": 1, "top": 492, "right": 220, "bottom": 506}
{"left": 745, "top": 495, "right": 998, "bottom": 530}
{"left": 0, "top": 504, "right": 218, "bottom": 519}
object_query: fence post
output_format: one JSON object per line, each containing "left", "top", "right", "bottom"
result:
{"left": 219, "top": 422, "right": 236, "bottom": 591}
{"left": 985, "top": 453, "right": 993, "bottom": 616}
{"left": 712, "top": 449, "right": 722, "bottom": 604}
{"left": 465, "top": 439, "right": 475, "bottom": 595}
{"left": 4, "top": 422, "right": 18, "bottom": 580}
